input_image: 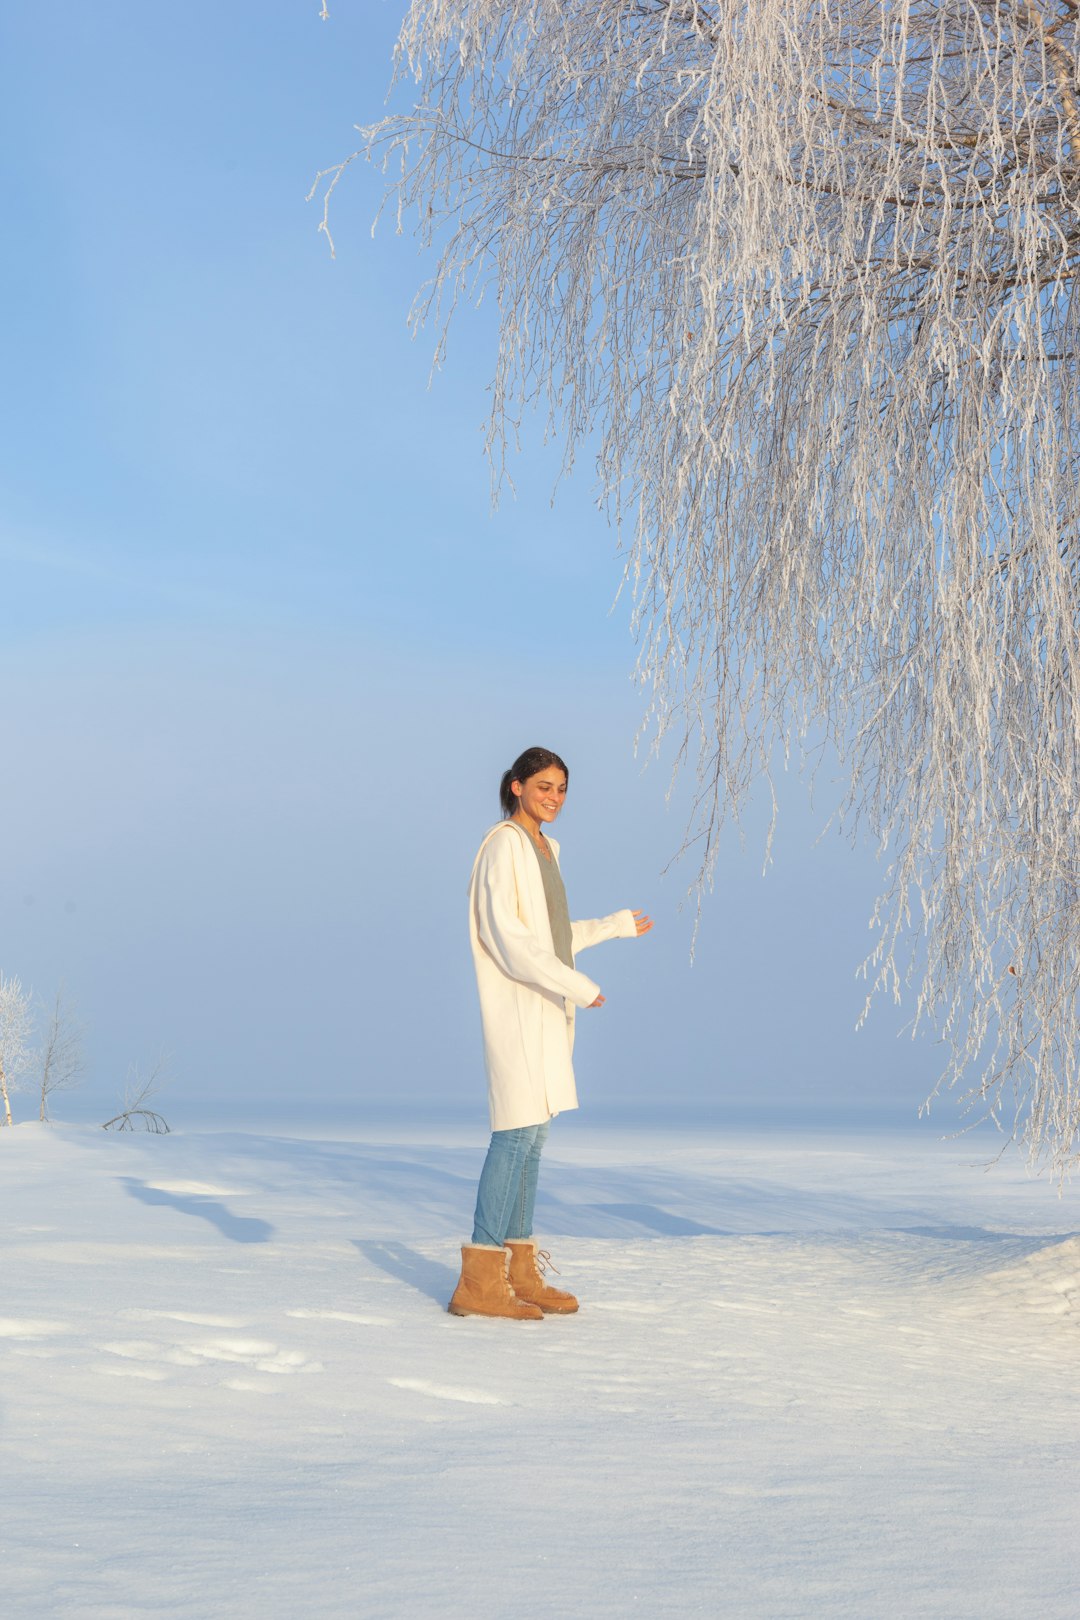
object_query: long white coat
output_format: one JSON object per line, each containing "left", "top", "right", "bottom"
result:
{"left": 468, "top": 820, "right": 637, "bottom": 1130}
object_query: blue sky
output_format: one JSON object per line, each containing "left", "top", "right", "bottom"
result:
{"left": 1, "top": 4, "right": 943, "bottom": 1130}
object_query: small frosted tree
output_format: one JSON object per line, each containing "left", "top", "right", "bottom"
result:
{"left": 0, "top": 974, "right": 34, "bottom": 1127}
{"left": 313, "top": 0, "right": 1080, "bottom": 1173}
{"left": 37, "top": 988, "right": 84, "bottom": 1123}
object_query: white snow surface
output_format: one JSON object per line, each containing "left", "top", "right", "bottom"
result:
{"left": 3, "top": 1119, "right": 1077, "bottom": 1618}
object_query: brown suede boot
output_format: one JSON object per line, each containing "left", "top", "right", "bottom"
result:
{"left": 447, "top": 1244, "right": 544, "bottom": 1320}
{"left": 504, "top": 1239, "right": 579, "bottom": 1314}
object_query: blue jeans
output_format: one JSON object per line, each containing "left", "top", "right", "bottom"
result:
{"left": 471, "top": 1121, "right": 550, "bottom": 1247}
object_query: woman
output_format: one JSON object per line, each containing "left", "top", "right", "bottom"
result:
{"left": 448, "top": 746, "right": 652, "bottom": 1321}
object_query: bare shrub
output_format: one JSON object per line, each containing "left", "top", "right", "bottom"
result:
{"left": 102, "top": 1055, "right": 171, "bottom": 1135}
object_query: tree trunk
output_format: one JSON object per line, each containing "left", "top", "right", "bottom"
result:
{"left": 0, "top": 1059, "right": 12, "bottom": 1127}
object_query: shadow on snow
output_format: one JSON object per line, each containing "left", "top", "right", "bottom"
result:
{"left": 120, "top": 1178, "right": 274, "bottom": 1243}
{"left": 353, "top": 1239, "right": 459, "bottom": 1305}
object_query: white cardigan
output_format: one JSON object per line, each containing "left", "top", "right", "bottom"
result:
{"left": 467, "top": 820, "right": 637, "bottom": 1130}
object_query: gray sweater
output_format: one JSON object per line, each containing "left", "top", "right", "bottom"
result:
{"left": 529, "top": 834, "right": 574, "bottom": 969}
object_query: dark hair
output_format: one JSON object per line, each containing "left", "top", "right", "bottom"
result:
{"left": 499, "top": 747, "right": 570, "bottom": 818}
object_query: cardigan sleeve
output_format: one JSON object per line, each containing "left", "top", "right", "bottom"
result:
{"left": 473, "top": 835, "right": 602, "bottom": 1008}
{"left": 570, "top": 910, "right": 639, "bottom": 954}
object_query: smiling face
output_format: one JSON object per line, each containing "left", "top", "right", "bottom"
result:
{"left": 511, "top": 765, "right": 568, "bottom": 827}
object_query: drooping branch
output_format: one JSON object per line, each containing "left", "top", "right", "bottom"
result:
{"left": 317, "top": 0, "right": 1080, "bottom": 1172}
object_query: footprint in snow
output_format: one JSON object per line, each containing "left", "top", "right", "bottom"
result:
{"left": 389, "top": 1376, "right": 506, "bottom": 1406}
{"left": 286, "top": 1308, "right": 394, "bottom": 1327}
{"left": 94, "top": 1334, "right": 323, "bottom": 1387}
{"left": 120, "top": 1308, "right": 251, "bottom": 1328}
{"left": 93, "top": 1362, "right": 171, "bottom": 1382}
{"left": 0, "top": 1318, "right": 73, "bottom": 1339}
{"left": 587, "top": 1301, "right": 666, "bottom": 1315}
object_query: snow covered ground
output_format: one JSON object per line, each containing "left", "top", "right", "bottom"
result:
{"left": 3, "top": 1117, "right": 1077, "bottom": 1618}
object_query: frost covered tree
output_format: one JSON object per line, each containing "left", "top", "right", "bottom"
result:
{"left": 0, "top": 974, "right": 34, "bottom": 1127}
{"left": 37, "top": 988, "right": 84, "bottom": 1123}
{"left": 315, "top": 0, "right": 1080, "bottom": 1171}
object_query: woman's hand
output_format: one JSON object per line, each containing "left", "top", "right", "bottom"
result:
{"left": 631, "top": 910, "right": 654, "bottom": 936}
{"left": 587, "top": 993, "right": 606, "bottom": 1008}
